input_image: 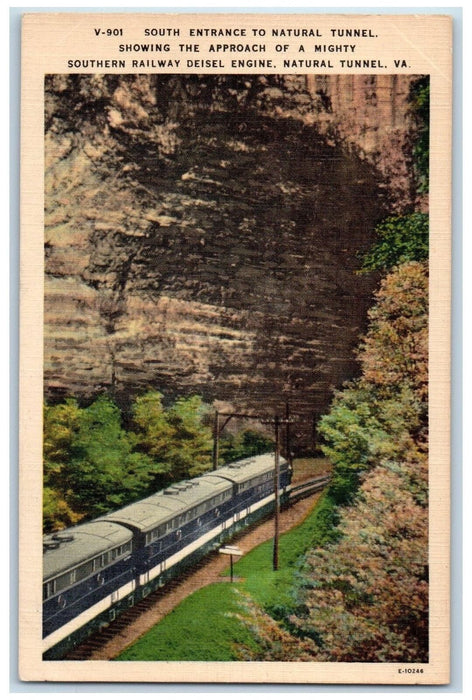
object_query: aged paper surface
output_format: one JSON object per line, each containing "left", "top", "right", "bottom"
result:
{"left": 20, "top": 12, "right": 451, "bottom": 684}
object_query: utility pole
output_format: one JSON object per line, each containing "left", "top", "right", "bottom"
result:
{"left": 211, "top": 409, "right": 293, "bottom": 571}
{"left": 285, "top": 401, "right": 292, "bottom": 470}
{"left": 273, "top": 415, "right": 280, "bottom": 572}
{"left": 212, "top": 410, "right": 220, "bottom": 470}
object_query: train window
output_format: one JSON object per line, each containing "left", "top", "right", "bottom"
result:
{"left": 110, "top": 543, "right": 130, "bottom": 561}
{"left": 55, "top": 571, "right": 73, "bottom": 593}
{"left": 43, "top": 580, "right": 56, "bottom": 600}
{"left": 76, "top": 559, "right": 94, "bottom": 581}
{"left": 110, "top": 545, "right": 127, "bottom": 560}
{"left": 110, "top": 546, "right": 123, "bottom": 560}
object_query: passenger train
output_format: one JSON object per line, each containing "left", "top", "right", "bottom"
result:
{"left": 43, "top": 453, "right": 291, "bottom": 659}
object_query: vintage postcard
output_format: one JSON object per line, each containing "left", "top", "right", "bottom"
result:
{"left": 19, "top": 11, "right": 452, "bottom": 684}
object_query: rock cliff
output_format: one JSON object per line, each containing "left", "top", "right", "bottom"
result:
{"left": 44, "top": 74, "right": 421, "bottom": 447}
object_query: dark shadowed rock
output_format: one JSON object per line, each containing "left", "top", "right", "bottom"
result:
{"left": 44, "top": 74, "right": 420, "bottom": 448}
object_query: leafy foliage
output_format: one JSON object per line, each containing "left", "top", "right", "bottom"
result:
{"left": 43, "top": 392, "right": 214, "bottom": 530}
{"left": 164, "top": 396, "right": 214, "bottom": 478}
{"left": 238, "top": 261, "right": 429, "bottom": 662}
{"left": 236, "top": 459, "right": 428, "bottom": 663}
{"left": 408, "top": 77, "right": 430, "bottom": 194}
{"left": 286, "top": 463, "right": 428, "bottom": 662}
{"left": 360, "top": 213, "right": 428, "bottom": 272}
{"left": 358, "top": 260, "right": 428, "bottom": 403}
{"left": 44, "top": 390, "right": 275, "bottom": 532}
{"left": 359, "top": 76, "right": 429, "bottom": 273}
{"left": 219, "top": 428, "right": 274, "bottom": 464}
{"left": 61, "top": 395, "right": 155, "bottom": 518}
{"left": 43, "top": 400, "right": 84, "bottom": 531}
{"left": 319, "top": 261, "right": 428, "bottom": 505}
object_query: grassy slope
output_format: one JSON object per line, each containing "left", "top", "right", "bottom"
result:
{"left": 117, "top": 474, "right": 336, "bottom": 661}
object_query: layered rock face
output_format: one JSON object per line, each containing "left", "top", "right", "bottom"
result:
{"left": 305, "top": 74, "right": 422, "bottom": 210}
{"left": 44, "top": 74, "right": 419, "bottom": 447}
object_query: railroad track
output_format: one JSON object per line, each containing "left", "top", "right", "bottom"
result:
{"left": 64, "top": 475, "right": 330, "bottom": 660}
{"left": 288, "top": 473, "right": 331, "bottom": 502}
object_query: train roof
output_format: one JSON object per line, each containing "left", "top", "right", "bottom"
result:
{"left": 43, "top": 520, "right": 132, "bottom": 582}
{"left": 97, "top": 474, "right": 232, "bottom": 533}
{"left": 213, "top": 452, "right": 284, "bottom": 484}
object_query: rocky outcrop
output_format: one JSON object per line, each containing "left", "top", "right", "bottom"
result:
{"left": 304, "top": 74, "right": 422, "bottom": 210}
{"left": 44, "top": 74, "right": 422, "bottom": 447}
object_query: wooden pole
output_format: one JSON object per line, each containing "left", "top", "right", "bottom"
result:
{"left": 312, "top": 412, "right": 317, "bottom": 452}
{"left": 273, "top": 415, "right": 280, "bottom": 571}
{"left": 212, "top": 410, "right": 220, "bottom": 470}
{"left": 285, "top": 401, "right": 292, "bottom": 469}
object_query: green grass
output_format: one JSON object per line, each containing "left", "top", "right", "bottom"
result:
{"left": 225, "top": 491, "right": 339, "bottom": 614}
{"left": 117, "top": 484, "right": 338, "bottom": 662}
{"left": 116, "top": 583, "right": 261, "bottom": 661}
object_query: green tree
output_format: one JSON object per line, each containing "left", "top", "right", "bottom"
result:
{"left": 43, "top": 399, "right": 83, "bottom": 531}
{"left": 131, "top": 391, "right": 171, "bottom": 456}
{"left": 131, "top": 392, "right": 214, "bottom": 484}
{"left": 239, "top": 261, "right": 429, "bottom": 663}
{"left": 409, "top": 76, "right": 430, "bottom": 194}
{"left": 319, "top": 261, "right": 428, "bottom": 505}
{"left": 43, "top": 486, "right": 82, "bottom": 534}
{"left": 358, "top": 260, "right": 428, "bottom": 402}
{"left": 299, "top": 262, "right": 429, "bottom": 658}
{"left": 66, "top": 395, "right": 154, "bottom": 517}
{"left": 360, "top": 77, "right": 429, "bottom": 274}
{"left": 360, "top": 213, "right": 428, "bottom": 273}
{"left": 165, "top": 396, "right": 213, "bottom": 480}
{"left": 219, "top": 428, "right": 274, "bottom": 464}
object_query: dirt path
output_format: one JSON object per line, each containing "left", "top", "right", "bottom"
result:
{"left": 88, "top": 491, "right": 323, "bottom": 660}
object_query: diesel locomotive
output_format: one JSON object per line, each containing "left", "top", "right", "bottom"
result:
{"left": 43, "top": 452, "right": 291, "bottom": 659}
